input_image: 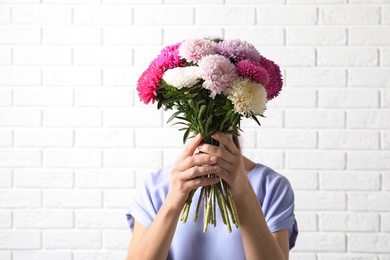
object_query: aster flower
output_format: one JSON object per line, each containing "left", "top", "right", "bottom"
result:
{"left": 154, "top": 42, "right": 184, "bottom": 70}
{"left": 216, "top": 39, "right": 261, "bottom": 63}
{"left": 198, "top": 54, "right": 237, "bottom": 98}
{"left": 227, "top": 77, "right": 267, "bottom": 115}
{"left": 136, "top": 63, "right": 164, "bottom": 104}
{"left": 179, "top": 39, "right": 217, "bottom": 63}
{"left": 260, "top": 55, "right": 283, "bottom": 100}
{"left": 163, "top": 66, "right": 201, "bottom": 89}
{"left": 236, "top": 60, "right": 270, "bottom": 86}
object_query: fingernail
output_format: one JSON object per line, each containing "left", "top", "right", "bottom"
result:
{"left": 209, "top": 156, "right": 216, "bottom": 163}
{"left": 198, "top": 144, "right": 203, "bottom": 150}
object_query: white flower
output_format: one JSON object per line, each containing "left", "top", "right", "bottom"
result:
{"left": 162, "top": 66, "right": 201, "bottom": 89}
{"left": 226, "top": 77, "right": 267, "bottom": 115}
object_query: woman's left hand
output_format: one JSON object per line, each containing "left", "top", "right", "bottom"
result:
{"left": 197, "top": 132, "right": 252, "bottom": 198}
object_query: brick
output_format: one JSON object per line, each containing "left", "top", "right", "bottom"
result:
{"left": 287, "top": 27, "right": 347, "bottom": 46}
{"left": 44, "top": 0, "right": 100, "bottom": 3}
{"left": 0, "top": 170, "right": 12, "bottom": 187}
{"left": 287, "top": 150, "right": 346, "bottom": 170}
{"left": 103, "top": 230, "right": 131, "bottom": 250}
{"left": 320, "top": 212, "right": 379, "bottom": 231}
{"left": 260, "top": 47, "right": 315, "bottom": 67}
{"left": 14, "top": 88, "right": 73, "bottom": 107}
{"left": 290, "top": 253, "right": 316, "bottom": 260}
{"left": 104, "top": 149, "right": 162, "bottom": 169}
{"left": 294, "top": 212, "right": 318, "bottom": 231}
{"left": 257, "top": 129, "right": 317, "bottom": 149}
{"left": 0, "top": 150, "right": 41, "bottom": 168}
{"left": 13, "top": 252, "right": 72, "bottom": 260}
{"left": 285, "top": 109, "right": 345, "bottom": 129}
{"left": 0, "top": 7, "right": 10, "bottom": 24}
{"left": 0, "top": 88, "right": 12, "bottom": 106}
{"left": 286, "top": 68, "right": 347, "bottom": 87}
{"left": 43, "top": 231, "right": 101, "bottom": 249}
{"left": 0, "top": 48, "right": 12, "bottom": 65}
{"left": 241, "top": 150, "right": 284, "bottom": 170}
{"left": 0, "top": 68, "right": 41, "bottom": 86}
{"left": 240, "top": 108, "right": 284, "bottom": 128}
{"left": 0, "top": 27, "right": 41, "bottom": 45}
{"left": 103, "top": 107, "right": 162, "bottom": 127}
{"left": 44, "top": 67, "right": 101, "bottom": 86}
{"left": 43, "top": 149, "right": 101, "bottom": 168}
{"left": 383, "top": 131, "right": 390, "bottom": 149}
{"left": 135, "top": 6, "right": 193, "bottom": 25}
{"left": 226, "top": 0, "right": 284, "bottom": 3}
{"left": 257, "top": 6, "right": 317, "bottom": 25}
{"left": 43, "top": 27, "right": 101, "bottom": 45}
{"left": 164, "top": 27, "right": 223, "bottom": 45}
{"left": 349, "top": 192, "right": 390, "bottom": 211}
{"left": 385, "top": 6, "right": 390, "bottom": 25}
{"left": 0, "top": 231, "right": 40, "bottom": 249}
{"left": 74, "top": 47, "right": 132, "bottom": 66}
{"left": 0, "top": 129, "right": 12, "bottom": 147}
{"left": 161, "top": 148, "right": 184, "bottom": 166}
{"left": 319, "top": 89, "right": 379, "bottom": 108}
{"left": 103, "top": 27, "right": 162, "bottom": 45}
{"left": 289, "top": 0, "right": 346, "bottom": 3}
{"left": 133, "top": 46, "right": 162, "bottom": 66}
{"left": 384, "top": 172, "right": 390, "bottom": 191}
{"left": 239, "top": 130, "right": 256, "bottom": 149}
{"left": 348, "top": 151, "right": 390, "bottom": 170}
{"left": 381, "top": 213, "right": 390, "bottom": 231}
{"left": 44, "top": 190, "right": 102, "bottom": 208}
{"left": 75, "top": 170, "right": 135, "bottom": 188}
{"left": 0, "top": 210, "right": 11, "bottom": 228}
{"left": 350, "top": 27, "right": 390, "bottom": 45}
{"left": 167, "top": 0, "right": 222, "bottom": 3}
{"left": 320, "top": 6, "right": 380, "bottom": 25}
{"left": 320, "top": 171, "right": 380, "bottom": 191}
{"left": 384, "top": 89, "right": 390, "bottom": 108}
{"left": 104, "top": 67, "right": 143, "bottom": 86}
{"left": 349, "top": 68, "right": 390, "bottom": 87}
{"left": 14, "top": 210, "right": 73, "bottom": 229}
{"left": 225, "top": 27, "right": 284, "bottom": 46}
{"left": 75, "top": 210, "right": 128, "bottom": 229}
{"left": 74, "top": 6, "right": 132, "bottom": 24}
{"left": 349, "top": 233, "right": 390, "bottom": 253}
{"left": 317, "top": 254, "right": 378, "bottom": 260}
{"left": 103, "top": 0, "right": 161, "bottom": 3}
{"left": 348, "top": 110, "right": 390, "bottom": 129}
{"left": 293, "top": 232, "right": 345, "bottom": 252}
{"left": 135, "top": 128, "right": 185, "bottom": 148}
{"left": 318, "top": 47, "right": 378, "bottom": 66}
{"left": 75, "top": 87, "right": 133, "bottom": 106}
{"left": 13, "top": 6, "right": 72, "bottom": 24}
{"left": 15, "top": 129, "right": 73, "bottom": 147}
{"left": 1, "top": 0, "right": 39, "bottom": 2}
{"left": 0, "top": 190, "right": 41, "bottom": 208}
{"left": 196, "top": 6, "right": 255, "bottom": 25}
{"left": 319, "top": 130, "right": 379, "bottom": 150}
{"left": 74, "top": 251, "right": 126, "bottom": 260}
{"left": 0, "top": 108, "right": 41, "bottom": 127}
{"left": 14, "top": 170, "right": 73, "bottom": 188}
{"left": 280, "top": 170, "right": 318, "bottom": 190}
{"left": 44, "top": 108, "right": 101, "bottom": 127}
{"left": 381, "top": 47, "right": 390, "bottom": 66}
{"left": 295, "top": 191, "right": 346, "bottom": 210}
{"left": 0, "top": 252, "right": 10, "bottom": 260}
{"left": 14, "top": 47, "right": 71, "bottom": 65}
{"left": 75, "top": 129, "right": 134, "bottom": 148}
{"left": 104, "top": 189, "right": 137, "bottom": 208}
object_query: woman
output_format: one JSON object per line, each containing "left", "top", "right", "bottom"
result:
{"left": 126, "top": 132, "right": 298, "bottom": 260}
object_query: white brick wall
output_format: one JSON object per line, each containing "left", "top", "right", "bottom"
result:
{"left": 0, "top": 1, "right": 389, "bottom": 259}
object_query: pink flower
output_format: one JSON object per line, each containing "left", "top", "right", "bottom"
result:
{"left": 178, "top": 39, "right": 217, "bottom": 62}
{"left": 198, "top": 54, "right": 238, "bottom": 98}
{"left": 153, "top": 42, "right": 184, "bottom": 70}
{"left": 216, "top": 39, "right": 261, "bottom": 63}
{"left": 136, "top": 63, "right": 164, "bottom": 104}
{"left": 236, "top": 60, "right": 270, "bottom": 86}
{"left": 260, "top": 55, "right": 283, "bottom": 100}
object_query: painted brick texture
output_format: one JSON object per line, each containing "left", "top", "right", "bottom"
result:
{"left": 0, "top": 1, "right": 389, "bottom": 259}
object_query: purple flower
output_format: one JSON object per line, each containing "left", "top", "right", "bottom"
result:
{"left": 179, "top": 39, "right": 217, "bottom": 63}
{"left": 216, "top": 39, "right": 261, "bottom": 63}
{"left": 198, "top": 54, "right": 238, "bottom": 98}
{"left": 260, "top": 55, "right": 283, "bottom": 100}
{"left": 235, "top": 60, "right": 270, "bottom": 86}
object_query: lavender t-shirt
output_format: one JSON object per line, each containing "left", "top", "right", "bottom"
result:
{"left": 127, "top": 163, "right": 298, "bottom": 260}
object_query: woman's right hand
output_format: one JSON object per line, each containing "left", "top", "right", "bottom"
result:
{"left": 166, "top": 133, "right": 221, "bottom": 209}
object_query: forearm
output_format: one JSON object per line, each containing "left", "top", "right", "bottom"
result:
{"left": 129, "top": 198, "right": 182, "bottom": 260}
{"left": 235, "top": 188, "right": 287, "bottom": 260}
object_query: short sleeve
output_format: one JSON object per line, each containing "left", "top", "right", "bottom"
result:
{"left": 262, "top": 175, "right": 298, "bottom": 249}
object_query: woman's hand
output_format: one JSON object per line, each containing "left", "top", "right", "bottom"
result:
{"left": 166, "top": 133, "right": 220, "bottom": 209}
{"left": 197, "top": 132, "right": 252, "bottom": 198}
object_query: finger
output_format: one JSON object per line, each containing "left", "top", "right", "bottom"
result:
{"left": 184, "top": 175, "right": 220, "bottom": 191}
{"left": 178, "top": 133, "right": 203, "bottom": 161}
{"left": 197, "top": 142, "right": 235, "bottom": 164}
{"left": 211, "top": 132, "right": 240, "bottom": 155}
{"left": 182, "top": 164, "right": 220, "bottom": 180}
{"left": 175, "top": 154, "right": 217, "bottom": 172}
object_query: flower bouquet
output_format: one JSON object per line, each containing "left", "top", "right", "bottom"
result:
{"left": 136, "top": 38, "right": 282, "bottom": 232}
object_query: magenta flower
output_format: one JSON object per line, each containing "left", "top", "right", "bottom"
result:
{"left": 216, "top": 39, "right": 261, "bottom": 63}
{"left": 136, "top": 62, "right": 164, "bottom": 104}
{"left": 179, "top": 39, "right": 217, "bottom": 63}
{"left": 153, "top": 42, "right": 184, "bottom": 70}
{"left": 235, "top": 60, "right": 270, "bottom": 86}
{"left": 260, "top": 55, "right": 283, "bottom": 100}
{"left": 198, "top": 54, "right": 237, "bottom": 98}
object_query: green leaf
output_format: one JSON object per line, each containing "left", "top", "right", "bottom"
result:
{"left": 167, "top": 111, "right": 182, "bottom": 124}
